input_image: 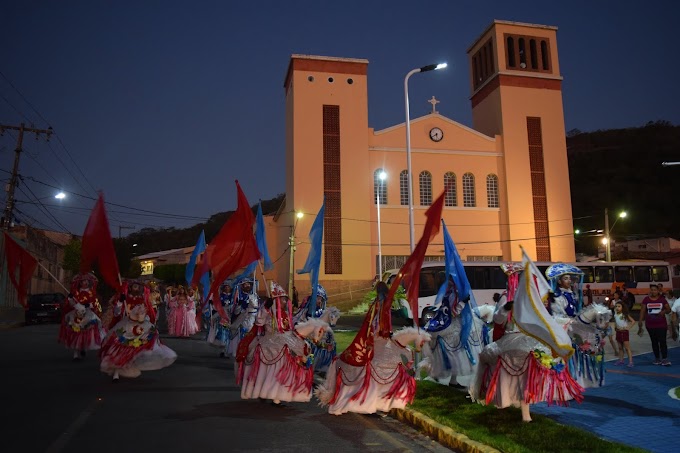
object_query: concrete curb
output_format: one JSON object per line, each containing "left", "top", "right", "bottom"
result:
{"left": 0, "top": 321, "right": 23, "bottom": 331}
{"left": 390, "top": 407, "right": 499, "bottom": 453}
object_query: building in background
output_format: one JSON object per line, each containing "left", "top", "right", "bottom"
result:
{"left": 268, "top": 20, "right": 576, "bottom": 295}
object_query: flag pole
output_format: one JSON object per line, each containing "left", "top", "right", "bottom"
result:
{"left": 35, "top": 261, "right": 69, "bottom": 293}
{"left": 258, "top": 261, "right": 271, "bottom": 298}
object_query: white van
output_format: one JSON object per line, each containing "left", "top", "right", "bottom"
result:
{"left": 383, "top": 261, "right": 510, "bottom": 326}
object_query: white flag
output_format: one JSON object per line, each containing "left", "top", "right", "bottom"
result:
{"left": 513, "top": 247, "right": 574, "bottom": 358}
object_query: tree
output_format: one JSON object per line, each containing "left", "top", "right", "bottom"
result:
{"left": 62, "top": 238, "right": 82, "bottom": 274}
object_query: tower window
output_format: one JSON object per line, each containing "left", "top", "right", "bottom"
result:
{"left": 472, "top": 38, "right": 495, "bottom": 89}
{"left": 530, "top": 39, "right": 538, "bottom": 69}
{"left": 419, "top": 171, "right": 432, "bottom": 206}
{"left": 463, "top": 173, "right": 476, "bottom": 207}
{"left": 504, "top": 34, "right": 552, "bottom": 74}
{"left": 347, "top": 78, "right": 353, "bottom": 84}
{"left": 541, "top": 40, "right": 550, "bottom": 70}
{"left": 444, "top": 172, "right": 457, "bottom": 207}
{"left": 518, "top": 38, "right": 527, "bottom": 69}
{"left": 486, "top": 174, "right": 499, "bottom": 208}
{"left": 400, "top": 170, "right": 409, "bottom": 205}
{"left": 328, "top": 77, "right": 334, "bottom": 83}
{"left": 507, "top": 37, "right": 516, "bottom": 68}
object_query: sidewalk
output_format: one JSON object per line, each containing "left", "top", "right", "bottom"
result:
{"left": 531, "top": 330, "right": 680, "bottom": 453}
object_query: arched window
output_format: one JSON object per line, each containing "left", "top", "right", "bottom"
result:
{"left": 463, "top": 173, "right": 476, "bottom": 207}
{"left": 373, "top": 169, "right": 387, "bottom": 205}
{"left": 486, "top": 174, "right": 499, "bottom": 208}
{"left": 507, "top": 37, "right": 515, "bottom": 67}
{"left": 399, "top": 170, "right": 409, "bottom": 206}
{"left": 529, "top": 39, "right": 538, "bottom": 69}
{"left": 419, "top": 171, "right": 432, "bottom": 206}
{"left": 541, "top": 40, "right": 549, "bottom": 70}
{"left": 444, "top": 172, "right": 457, "bottom": 207}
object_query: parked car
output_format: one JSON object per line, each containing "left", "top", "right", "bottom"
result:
{"left": 25, "top": 293, "right": 66, "bottom": 324}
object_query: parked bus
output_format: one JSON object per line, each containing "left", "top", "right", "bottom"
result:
{"left": 384, "top": 260, "right": 672, "bottom": 326}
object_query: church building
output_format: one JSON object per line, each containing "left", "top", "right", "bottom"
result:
{"left": 266, "top": 20, "right": 576, "bottom": 296}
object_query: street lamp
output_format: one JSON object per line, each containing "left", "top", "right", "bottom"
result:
{"left": 288, "top": 211, "right": 304, "bottom": 296}
{"left": 376, "top": 171, "right": 387, "bottom": 278}
{"left": 604, "top": 209, "right": 627, "bottom": 262}
{"left": 54, "top": 192, "right": 66, "bottom": 200}
{"left": 404, "top": 62, "right": 447, "bottom": 251}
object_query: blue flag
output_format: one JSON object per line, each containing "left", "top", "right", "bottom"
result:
{"left": 297, "top": 198, "right": 325, "bottom": 316}
{"left": 256, "top": 202, "right": 273, "bottom": 271}
{"left": 434, "top": 220, "right": 478, "bottom": 364}
{"left": 434, "top": 220, "right": 471, "bottom": 304}
{"left": 186, "top": 230, "right": 207, "bottom": 285}
{"left": 186, "top": 230, "right": 211, "bottom": 301}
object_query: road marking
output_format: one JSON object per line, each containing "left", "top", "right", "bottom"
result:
{"left": 45, "top": 399, "right": 99, "bottom": 453}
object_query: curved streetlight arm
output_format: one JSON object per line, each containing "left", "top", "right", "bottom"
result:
{"left": 404, "top": 68, "right": 421, "bottom": 252}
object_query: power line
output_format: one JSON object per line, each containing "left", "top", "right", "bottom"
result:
{"left": 0, "top": 92, "right": 32, "bottom": 123}
{"left": 16, "top": 182, "right": 70, "bottom": 234}
{"left": 0, "top": 70, "right": 51, "bottom": 126}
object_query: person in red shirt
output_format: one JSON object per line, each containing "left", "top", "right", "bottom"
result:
{"left": 638, "top": 284, "right": 671, "bottom": 366}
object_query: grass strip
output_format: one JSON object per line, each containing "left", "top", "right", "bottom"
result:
{"left": 408, "top": 381, "right": 645, "bottom": 453}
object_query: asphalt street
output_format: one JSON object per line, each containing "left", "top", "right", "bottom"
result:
{"left": 0, "top": 323, "right": 453, "bottom": 453}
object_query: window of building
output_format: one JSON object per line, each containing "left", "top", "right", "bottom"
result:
{"left": 373, "top": 168, "right": 387, "bottom": 205}
{"left": 419, "top": 171, "right": 432, "bottom": 206}
{"left": 444, "top": 172, "right": 457, "bottom": 207}
{"left": 653, "top": 266, "right": 669, "bottom": 282}
{"left": 463, "top": 173, "right": 476, "bottom": 207}
{"left": 530, "top": 39, "right": 538, "bottom": 69}
{"left": 615, "top": 266, "right": 633, "bottom": 282}
{"left": 505, "top": 34, "right": 552, "bottom": 74}
{"left": 486, "top": 174, "right": 499, "bottom": 208}
{"left": 507, "top": 36, "right": 515, "bottom": 68}
{"left": 472, "top": 38, "right": 495, "bottom": 89}
{"left": 634, "top": 266, "right": 652, "bottom": 282}
{"left": 399, "top": 170, "right": 409, "bottom": 206}
{"left": 541, "top": 40, "right": 550, "bottom": 70}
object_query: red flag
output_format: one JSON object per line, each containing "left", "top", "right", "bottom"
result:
{"left": 80, "top": 194, "right": 121, "bottom": 291}
{"left": 3, "top": 232, "right": 38, "bottom": 309}
{"left": 203, "top": 181, "right": 260, "bottom": 319}
{"left": 383, "top": 191, "right": 445, "bottom": 332}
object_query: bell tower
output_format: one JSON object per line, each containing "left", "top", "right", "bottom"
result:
{"left": 467, "top": 20, "right": 575, "bottom": 262}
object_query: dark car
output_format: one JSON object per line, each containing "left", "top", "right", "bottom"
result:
{"left": 25, "top": 293, "right": 66, "bottom": 324}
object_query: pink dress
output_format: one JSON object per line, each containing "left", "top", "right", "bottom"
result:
{"left": 171, "top": 295, "right": 199, "bottom": 337}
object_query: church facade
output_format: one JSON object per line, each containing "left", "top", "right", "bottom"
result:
{"left": 266, "top": 20, "right": 576, "bottom": 295}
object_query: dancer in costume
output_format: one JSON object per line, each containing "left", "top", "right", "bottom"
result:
{"left": 165, "top": 286, "right": 177, "bottom": 334}
{"left": 58, "top": 273, "right": 106, "bottom": 360}
{"left": 546, "top": 263, "right": 610, "bottom": 388}
{"left": 422, "top": 276, "right": 485, "bottom": 387}
{"left": 469, "top": 262, "right": 583, "bottom": 422}
{"left": 292, "top": 284, "right": 327, "bottom": 324}
{"left": 238, "top": 313, "right": 330, "bottom": 404}
{"left": 316, "top": 282, "right": 431, "bottom": 415}
{"left": 186, "top": 286, "right": 200, "bottom": 334}
{"left": 148, "top": 281, "right": 162, "bottom": 319}
{"left": 312, "top": 306, "right": 341, "bottom": 374}
{"left": 100, "top": 280, "right": 177, "bottom": 381}
{"left": 206, "top": 282, "right": 233, "bottom": 356}
{"left": 225, "top": 278, "right": 259, "bottom": 358}
{"left": 169, "top": 286, "right": 198, "bottom": 337}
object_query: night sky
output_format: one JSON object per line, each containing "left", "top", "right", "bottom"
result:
{"left": 1, "top": 1, "right": 678, "bottom": 237}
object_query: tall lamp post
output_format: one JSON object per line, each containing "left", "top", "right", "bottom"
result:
{"left": 288, "top": 211, "right": 304, "bottom": 296}
{"left": 404, "top": 63, "right": 447, "bottom": 251}
{"left": 376, "top": 171, "right": 387, "bottom": 278}
{"left": 604, "top": 208, "right": 627, "bottom": 262}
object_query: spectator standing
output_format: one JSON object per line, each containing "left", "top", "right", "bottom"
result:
{"left": 613, "top": 301, "right": 636, "bottom": 367}
{"left": 670, "top": 291, "right": 680, "bottom": 341}
{"left": 621, "top": 285, "right": 636, "bottom": 312}
{"left": 638, "top": 284, "right": 671, "bottom": 366}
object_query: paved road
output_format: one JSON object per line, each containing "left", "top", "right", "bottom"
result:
{"left": 531, "top": 328, "right": 680, "bottom": 452}
{"left": 1, "top": 324, "right": 452, "bottom": 453}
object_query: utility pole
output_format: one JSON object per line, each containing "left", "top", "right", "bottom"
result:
{"left": 118, "top": 225, "right": 136, "bottom": 238}
{"left": 0, "top": 123, "right": 53, "bottom": 229}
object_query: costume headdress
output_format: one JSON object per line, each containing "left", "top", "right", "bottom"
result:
{"left": 270, "top": 281, "right": 292, "bottom": 332}
{"left": 70, "top": 272, "right": 98, "bottom": 295}
{"left": 122, "top": 279, "right": 155, "bottom": 323}
{"left": 545, "top": 263, "right": 584, "bottom": 311}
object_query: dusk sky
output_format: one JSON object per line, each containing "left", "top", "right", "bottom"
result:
{"left": 1, "top": 1, "right": 678, "bottom": 238}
